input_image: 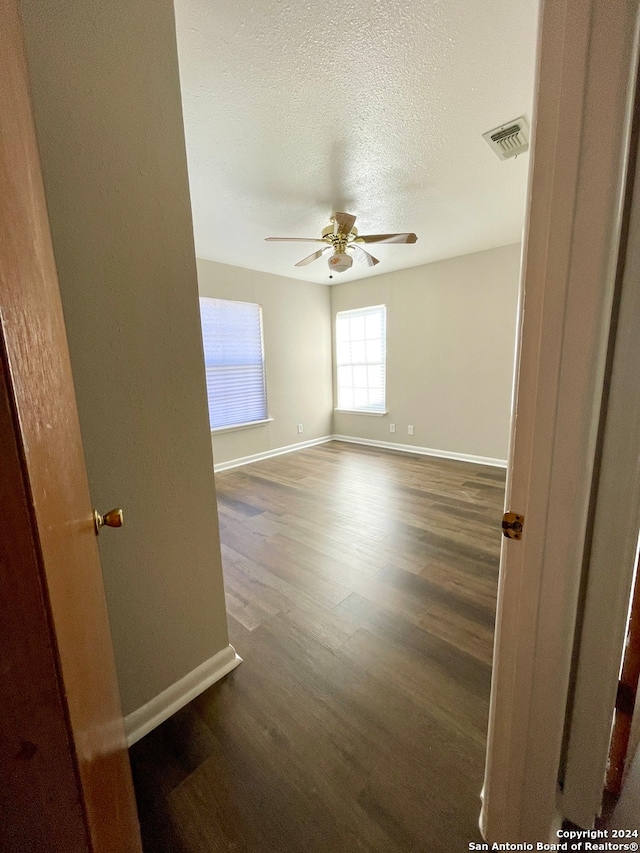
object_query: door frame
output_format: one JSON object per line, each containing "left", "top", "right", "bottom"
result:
{"left": 481, "top": 0, "right": 640, "bottom": 841}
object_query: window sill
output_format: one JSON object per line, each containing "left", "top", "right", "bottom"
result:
{"left": 210, "top": 418, "right": 273, "bottom": 435}
{"left": 334, "top": 409, "right": 388, "bottom": 417}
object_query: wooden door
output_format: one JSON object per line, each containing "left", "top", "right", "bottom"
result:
{"left": 606, "top": 554, "right": 640, "bottom": 797}
{"left": 0, "top": 1, "right": 142, "bottom": 850}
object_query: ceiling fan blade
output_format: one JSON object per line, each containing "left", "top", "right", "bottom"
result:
{"left": 265, "top": 237, "right": 327, "bottom": 243}
{"left": 295, "top": 247, "right": 331, "bottom": 267}
{"left": 357, "top": 233, "right": 418, "bottom": 244}
{"left": 333, "top": 212, "right": 357, "bottom": 235}
{"left": 351, "top": 244, "right": 380, "bottom": 267}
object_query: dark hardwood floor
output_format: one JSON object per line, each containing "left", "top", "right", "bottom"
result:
{"left": 130, "top": 441, "right": 505, "bottom": 852}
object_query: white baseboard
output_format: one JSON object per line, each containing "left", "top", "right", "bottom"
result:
{"left": 331, "top": 434, "right": 507, "bottom": 468}
{"left": 213, "top": 433, "right": 506, "bottom": 473}
{"left": 125, "top": 643, "right": 242, "bottom": 746}
{"left": 213, "top": 435, "right": 333, "bottom": 472}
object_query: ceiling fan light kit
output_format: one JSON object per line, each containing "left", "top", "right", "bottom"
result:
{"left": 328, "top": 253, "right": 353, "bottom": 273}
{"left": 265, "top": 213, "right": 418, "bottom": 277}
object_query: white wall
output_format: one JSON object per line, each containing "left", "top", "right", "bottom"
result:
{"left": 197, "top": 259, "right": 334, "bottom": 465}
{"left": 331, "top": 243, "right": 521, "bottom": 462}
{"left": 21, "top": 0, "right": 231, "bottom": 717}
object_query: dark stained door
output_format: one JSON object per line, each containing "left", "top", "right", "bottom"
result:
{"left": 606, "top": 552, "right": 640, "bottom": 798}
{"left": 0, "top": 1, "right": 142, "bottom": 849}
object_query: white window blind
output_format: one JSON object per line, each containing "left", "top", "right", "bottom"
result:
{"left": 335, "top": 305, "right": 386, "bottom": 413}
{"left": 199, "top": 297, "right": 268, "bottom": 430}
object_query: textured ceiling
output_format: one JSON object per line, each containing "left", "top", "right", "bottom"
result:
{"left": 174, "top": 0, "right": 538, "bottom": 284}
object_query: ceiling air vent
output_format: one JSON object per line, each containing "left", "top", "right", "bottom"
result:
{"left": 483, "top": 117, "right": 530, "bottom": 161}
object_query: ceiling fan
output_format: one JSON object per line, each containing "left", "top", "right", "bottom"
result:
{"left": 265, "top": 212, "right": 417, "bottom": 276}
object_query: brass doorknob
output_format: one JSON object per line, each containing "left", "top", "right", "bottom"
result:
{"left": 93, "top": 508, "right": 124, "bottom": 535}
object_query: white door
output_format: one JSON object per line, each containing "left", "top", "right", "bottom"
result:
{"left": 560, "top": 113, "right": 640, "bottom": 828}
{"left": 481, "top": 0, "right": 640, "bottom": 842}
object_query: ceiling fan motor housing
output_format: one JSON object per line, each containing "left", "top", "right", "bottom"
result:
{"left": 328, "top": 252, "right": 353, "bottom": 273}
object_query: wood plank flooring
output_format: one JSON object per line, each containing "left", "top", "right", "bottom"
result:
{"left": 130, "top": 441, "right": 505, "bottom": 852}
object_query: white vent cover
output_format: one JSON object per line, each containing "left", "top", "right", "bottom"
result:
{"left": 483, "top": 116, "right": 530, "bottom": 160}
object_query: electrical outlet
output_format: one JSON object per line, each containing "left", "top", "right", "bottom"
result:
{"left": 408, "top": 425, "right": 415, "bottom": 436}
{"left": 297, "top": 424, "right": 303, "bottom": 434}
{"left": 390, "top": 423, "right": 396, "bottom": 434}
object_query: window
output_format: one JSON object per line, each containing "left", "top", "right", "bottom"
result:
{"left": 335, "top": 305, "right": 386, "bottom": 413}
{"left": 199, "top": 297, "right": 268, "bottom": 430}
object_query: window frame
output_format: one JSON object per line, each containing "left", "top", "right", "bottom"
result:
{"left": 334, "top": 304, "right": 387, "bottom": 415}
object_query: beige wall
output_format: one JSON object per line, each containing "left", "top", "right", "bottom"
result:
{"left": 197, "top": 259, "right": 334, "bottom": 465}
{"left": 21, "top": 0, "right": 230, "bottom": 716}
{"left": 198, "top": 245, "right": 520, "bottom": 467}
{"left": 331, "top": 243, "right": 521, "bottom": 462}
